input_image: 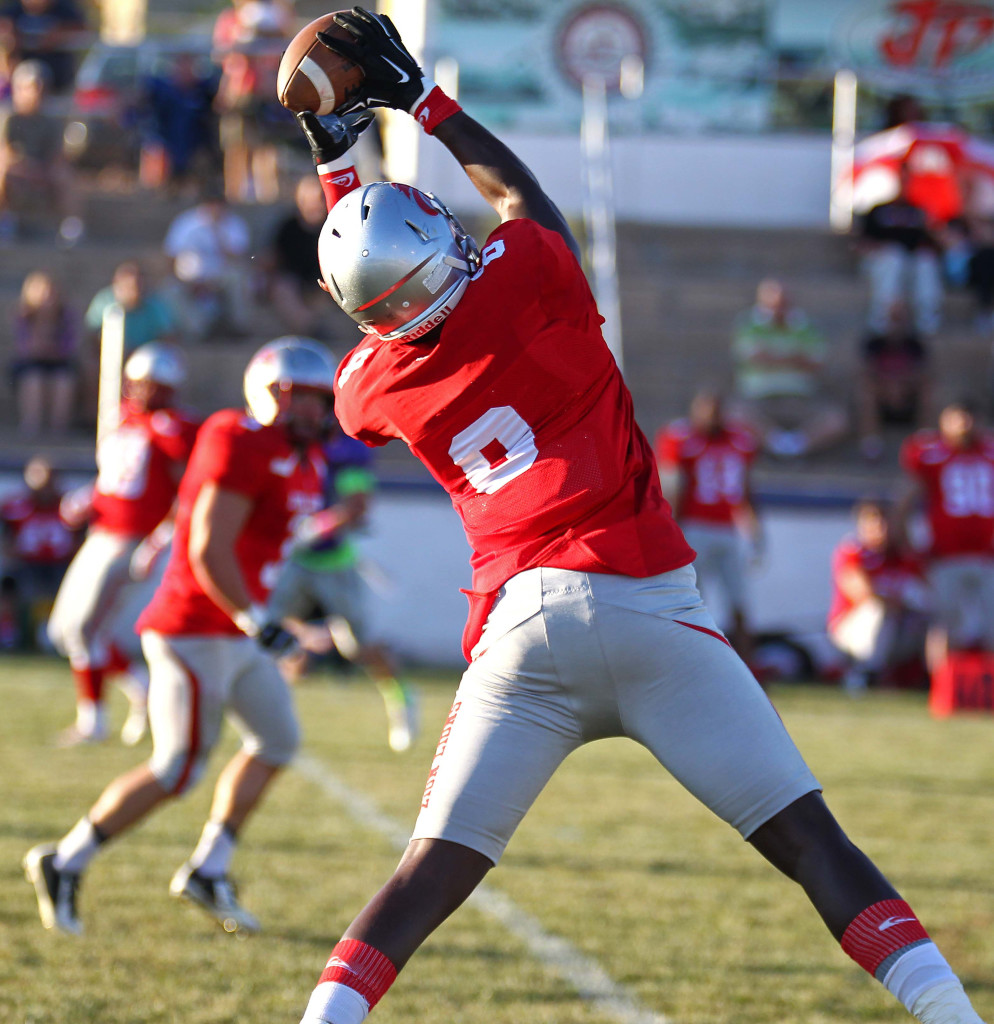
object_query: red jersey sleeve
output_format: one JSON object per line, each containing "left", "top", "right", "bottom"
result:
{"left": 149, "top": 410, "right": 200, "bottom": 463}
{"left": 188, "top": 413, "right": 271, "bottom": 500}
{"left": 654, "top": 425, "right": 683, "bottom": 468}
{"left": 900, "top": 433, "right": 926, "bottom": 477}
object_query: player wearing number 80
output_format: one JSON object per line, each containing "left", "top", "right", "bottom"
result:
{"left": 898, "top": 398, "right": 994, "bottom": 665}
{"left": 295, "top": 8, "right": 988, "bottom": 1024}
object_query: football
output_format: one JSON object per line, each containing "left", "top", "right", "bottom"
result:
{"left": 277, "top": 13, "right": 365, "bottom": 116}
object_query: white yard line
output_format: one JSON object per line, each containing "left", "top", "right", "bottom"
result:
{"left": 295, "top": 753, "right": 671, "bottom": 1024}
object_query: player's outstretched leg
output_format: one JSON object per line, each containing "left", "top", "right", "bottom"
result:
{"left": 170, "top": 751, "right": 281, "bottom": 936}
{"left": 299, "top": 838, "right": 492, "bottom": 1023}
{"left": 23, "top": 764, "right": 170, "bottom": 935}
{"left": 748, "top": 792, "right": 986, "bottom": 1024}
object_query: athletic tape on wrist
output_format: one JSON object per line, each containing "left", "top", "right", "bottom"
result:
{"left": 411, "top": 83, "right": 462, "bottom": 135}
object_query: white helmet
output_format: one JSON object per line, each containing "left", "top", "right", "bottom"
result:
{"left": 318, "top": 182, "right": 480, "bottom": 344}
{"left": 243, "top": 336, "right": 337, "bottom": 426}
{"left": 123, "top": 342, "right": 187, "bottom": 389}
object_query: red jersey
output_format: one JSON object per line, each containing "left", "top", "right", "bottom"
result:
{"left": 334, "top": 219, "right": 693, "bottom": 653}
{"left": 136, "top": 409, "right": 326, "bottom": 636}
{"left": 654, "top": 420, "right": 758, "bottom": 527}
{"left": 0, "top": 493, "right": 79, "bottom": 564}
{"left": 91, "top": 402, "right": 200, "bottom": 539}
{"left": 900, "top": 430, "right": 994, "bottom": 558}
{"left": 828, "top": 537, "right": 925, "bottom": 628}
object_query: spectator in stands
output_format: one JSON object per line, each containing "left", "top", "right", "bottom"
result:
{"left": 0, "top": 59, "right": 82, "bottom": 244}
{"left": 0, "top": 455, "right": 82, "bottom": 648}
{"left": 857, "top": 163, "right": 943, "bottom": 337}
{"left": 828, "top": 498, "right": 930, "bottom": 692}
{"left": 729, "top": 278, "right": 849, "bottom": 458}
{"left": 856, "top": 299, "right": 930, "bottom": 461}
{"left": 9, "top": 269, "right": 78, "bottom": 436}
{"left": 265, "top": 175, "right": 343, "bottom": 338}
{"left": 212, "top": 0, "right": 293, "bottom": 203}
{"left": 898, "top": 399, "right": 994, "bottom": 669}
{"left": 655, "top": 388, "right": 761, "bottom": 657}
{"left": 139, "top": 51, "right": 218, "bottom": 194}
{"left": 162, "top": 187, "right": 252, "bottom": 341}
{"left": 80, "top": 260, "right": 179, "bottom": 423}
{"left": 0, "top": 0, "right": 87, "bottom": 93}
{"left": 964, "top": 213, "right": 994, "bottom": 332}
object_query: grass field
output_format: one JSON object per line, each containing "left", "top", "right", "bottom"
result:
{"left": 2, "top": 655, "right": 993, "bottom": 1024}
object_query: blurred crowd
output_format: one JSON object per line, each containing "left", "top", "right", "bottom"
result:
{"left": 1, "top": 6, "right": 994, "bottom": 693}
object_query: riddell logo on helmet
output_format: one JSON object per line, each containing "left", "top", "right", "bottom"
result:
{"left": 401, "top": 306, "right": 453, "bottom": 341}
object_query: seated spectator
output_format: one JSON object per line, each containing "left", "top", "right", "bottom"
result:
{"left": 857, "top": 163, "right": 943, "bottom": 336}
{"left": 265, "top": 174, "right": 344, "bottom": 338}
{"left": 827, "top": 498, "right": 930, "bottom": 692}
{"left": 139, "top": 51, "right": 218, "bottom": 194}
{"left": 0, "top": 0, "right": 88, "bottom": 93}
{"left": 856, "top": 299, "right": 930, "bottom": 461}
{"left": 965, "top": 213, "right": 994, "bottom": 332}
{"left": 9, "top": 269, "right": 78, "bottom": 436}
{"left": 729, "top": 278, "right": 849, "bottom": 458}
{"left": 0, "top": 59, "right": 82, "bottom": 244}
{"left": 80, "top": 260, "right": 179, "bottom": 422}
{"left": 162, "top": 187, "right": 252, "bottom": 341}
{"left": 0, "top": 455, "right": 82, "bottom": 648}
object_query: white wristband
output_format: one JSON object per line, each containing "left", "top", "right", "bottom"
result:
{"left": 232, "top": 604, "right": 266, "bottom": 638}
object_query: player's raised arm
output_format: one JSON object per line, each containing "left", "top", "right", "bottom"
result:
{"left": 318, "top": 7, "right": 580, "bottom": 260}
{"left": 296, "top": 109, "right": 376, "bottom": 212}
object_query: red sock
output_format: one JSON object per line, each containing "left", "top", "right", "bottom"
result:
{"left": 841, "top": 899, "right": 930, "bottom": 979}
{"left": 318, "top": 939, "right": 397, "bottom": 1009}
{"left": 105, "top": 643, "right": 130, "bottom": 676}
{"left": 73, "top": 666, "right": 105, "bottom": 704}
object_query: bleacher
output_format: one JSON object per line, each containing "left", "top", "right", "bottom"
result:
{"left": 0, "top": 155, "right": 988, "bottom": 499}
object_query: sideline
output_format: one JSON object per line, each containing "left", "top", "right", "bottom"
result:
{"left": 294, "top": 753, "right": 672, "bottom": 1024}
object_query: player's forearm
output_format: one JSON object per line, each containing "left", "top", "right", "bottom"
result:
{"left": 190, "top": 543, "right": 253, "bottom": 620}
{"left": 432, "top": 112, "right": 579, "bottom": 259}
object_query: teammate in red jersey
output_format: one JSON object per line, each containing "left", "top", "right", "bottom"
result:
{"left": 24, "top": 337, "right": 336, "bottom": 938}
{"left": 655, "top": 389, "right": 761, "bottom": 655}
{"left": 0, "top": 456, "right": 83, "bottom": 646}
{"left": 828, "top": 498, "right": 930, "bottom": 691}
{"left": 898, "top": 399, "right": 994, "bottom": 667}
{"left": 47, "top": 342, "right": 199, "bottom": 746}
{"left": 286, "top": 11, "right": 986, "bottom": 1024}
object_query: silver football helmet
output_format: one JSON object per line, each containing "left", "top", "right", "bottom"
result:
{"left": 318, "top": 182, "right": 480, "bottom": 344}
{"left": 243, "top": 336, "right": 337, "bottom": 426}
{"left": 123, "top": 342, "right": 187, "bottom": 388}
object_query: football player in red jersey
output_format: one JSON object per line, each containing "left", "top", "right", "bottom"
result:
{"left": 899, "top": 399, "right": 994, "bottom": 668}
{"left": 24, "top": 337, "right": 335, "bottom": 938}
{"left": 828, "top": 498, "right": 930, "bottom": 691}
{"left": 292, "top": 11, "right": 987, "bottom": 1024}
{"left": 656, "top": 389, "right": 761, "bottom": 656}
{"left": 0, "top": 455, "right": 83, "bottom": 645}
{"left": 47, "top": 342, "right": 200, "bottom": 747}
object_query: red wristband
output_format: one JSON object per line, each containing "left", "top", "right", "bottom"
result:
{"left": 413, "top": 85, "right": 462, "bottom": 135}
{"left": 317, "top": 163, "right": 361, "bottom": 211}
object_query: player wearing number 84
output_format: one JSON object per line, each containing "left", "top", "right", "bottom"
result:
{"left": 294, "top": 8, "right": 989, "bottom": 1024}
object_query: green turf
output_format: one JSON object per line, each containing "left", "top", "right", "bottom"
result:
{"left": 2, "top": 656, "right": 993, "bottom": 1023}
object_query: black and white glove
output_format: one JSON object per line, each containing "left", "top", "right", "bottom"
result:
{"left": 295, "top": 109, "right": 376, "bottom": 167}
{"left": 233, "top": 605, "right": 298, "bottom": 658}
{"left": 256, "top": 622, "right": 299, "bottom": 658}
{"left": 318, "top": 6, "right": 430, "bottom": 114}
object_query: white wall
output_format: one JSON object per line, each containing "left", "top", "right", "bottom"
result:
{"left": 358, "top": 488, "right": 854, "bottom": 668}
{"left": 416, "top": 131, "right": 834, "bottom": 228}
